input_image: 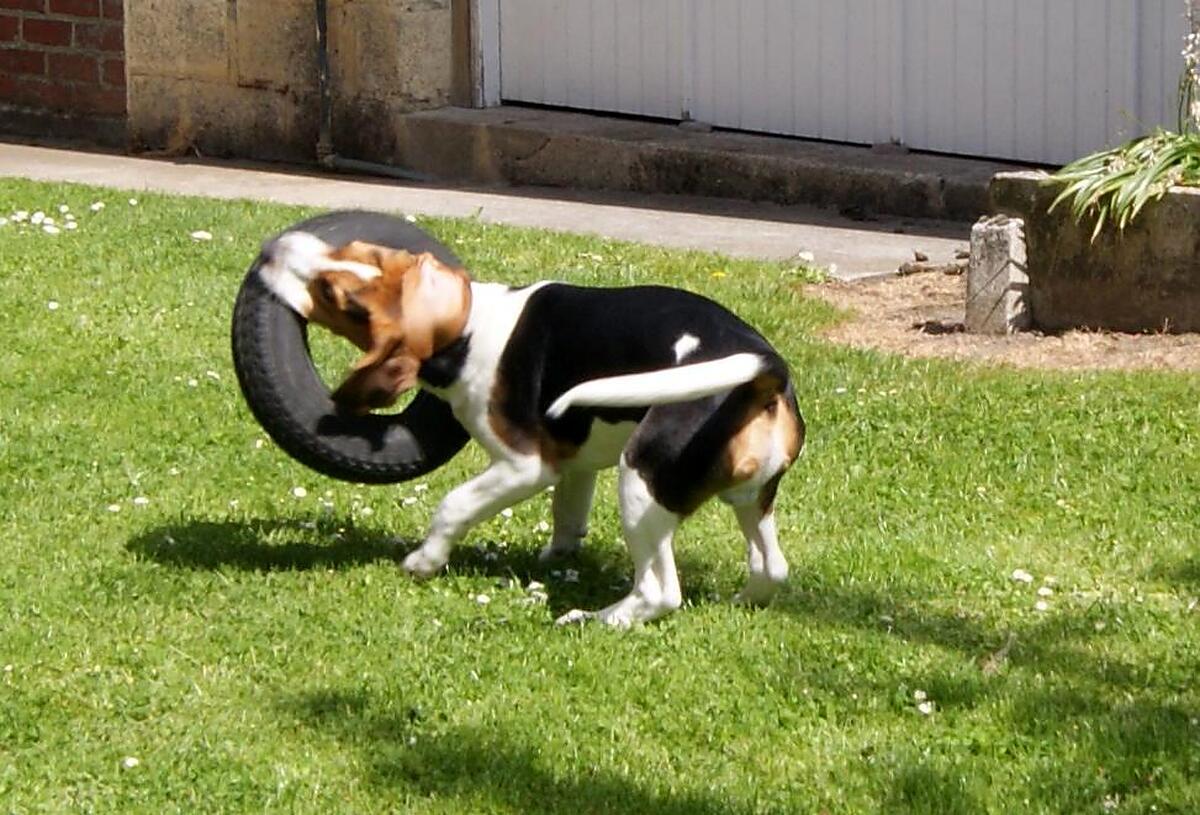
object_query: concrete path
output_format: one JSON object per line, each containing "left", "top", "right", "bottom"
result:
{"left": 0, "top": 141, "right": 971, "bottom": 280}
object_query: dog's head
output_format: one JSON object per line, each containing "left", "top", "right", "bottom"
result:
{"left": 259, "top": 233, "right": 471, "bottom": 413}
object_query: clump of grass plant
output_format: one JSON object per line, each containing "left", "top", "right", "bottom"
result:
{"left": 1048, "top": 3, "right": 1200, "bottom": 239}
{"left": 1048, "top": 130, "right": 1200, "bottom": 241}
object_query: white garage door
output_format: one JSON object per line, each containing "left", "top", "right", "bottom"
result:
{"left": 497, "top": 0, "right": 1186, "bottom": 165}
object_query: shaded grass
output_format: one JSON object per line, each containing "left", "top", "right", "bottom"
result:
{"left": 0, "top": 178, "right": 1198, "bottom": 813}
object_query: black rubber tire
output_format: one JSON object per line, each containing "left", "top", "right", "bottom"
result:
{"left": 231, "top": 210, "right": 470, "bottom": 484}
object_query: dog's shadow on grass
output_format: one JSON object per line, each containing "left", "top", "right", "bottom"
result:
{"left": 126, "top": 517, "right": 716, "bottom": 615}
{"left": 287, "top": 688, "right": 752, "bottom": 815}
{"left": 126, "top": 517, "right": 404, "bottom": 572}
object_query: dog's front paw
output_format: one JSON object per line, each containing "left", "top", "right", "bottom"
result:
{"left": 401, "top": 547, "right": 448, "bottom": 578}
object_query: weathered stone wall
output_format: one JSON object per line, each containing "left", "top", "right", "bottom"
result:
{"left": 125, "top": 0, "right": 456, "bottom": 163}
{"left": 991, "top": 171, "right": 1200, "bottom": 334}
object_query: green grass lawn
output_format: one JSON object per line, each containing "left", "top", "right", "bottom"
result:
{"left": 1, "top": 177, "right": 1197, "bottom": 814}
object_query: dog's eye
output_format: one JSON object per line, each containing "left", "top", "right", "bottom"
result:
{"left": 317, "top": 278, "right": 337, "bottom": 303}
{"left": 345, "top": 300, "right": 370, "bottom": 323}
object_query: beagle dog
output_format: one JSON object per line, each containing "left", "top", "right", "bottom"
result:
{"left": 260, "top": 232, "right": 805, "bottom": 626}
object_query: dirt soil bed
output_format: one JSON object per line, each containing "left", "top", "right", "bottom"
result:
{"left": 806, "top": 271, "right": 1200, "bottom": 372}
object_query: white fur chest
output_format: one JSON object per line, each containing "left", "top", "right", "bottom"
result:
{"left": 422, "top": 281, "right": 549, "bottom": 458}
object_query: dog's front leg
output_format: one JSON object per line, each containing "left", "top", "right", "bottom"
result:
{"left": 402, "top": 457, "right": 555, "bottom": 577}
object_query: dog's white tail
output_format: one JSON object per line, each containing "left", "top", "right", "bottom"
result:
{"left": 545, "top": 353, "right": 765, "bottom": 419}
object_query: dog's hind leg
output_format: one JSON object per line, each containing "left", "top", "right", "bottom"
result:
{"left": 403, "top": 457, "right": 555, "bottom": 577}
{"left": 539, "top": 469, "right": 596, "bottom": 562}
{"left": 557, "top": 459, "right": 681, "bottom": 627}
{"left": 729, "top": 486, "right": 789, "bottom": 606}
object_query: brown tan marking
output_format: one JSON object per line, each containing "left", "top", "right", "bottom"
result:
{"left": 302, "top": 242, "right": 472, "bottom": 412}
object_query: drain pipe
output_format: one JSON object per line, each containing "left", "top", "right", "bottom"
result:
{"left": 314, "top": 0, "right": 431, "bottom": 182}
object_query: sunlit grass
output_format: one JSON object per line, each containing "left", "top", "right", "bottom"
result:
{"left": 0, "top": 178, "right": 1197, "bottom": 813}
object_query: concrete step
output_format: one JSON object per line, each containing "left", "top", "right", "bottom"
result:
{"left": 392, "top": 106, "right": 1026, "bottom": 222}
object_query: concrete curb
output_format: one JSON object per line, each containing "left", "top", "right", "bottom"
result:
{"left": 393, "top": 106, "right": 1021, "bottom": 223}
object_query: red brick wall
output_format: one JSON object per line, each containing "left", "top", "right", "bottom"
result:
{"left": 0, "top": 0, "right": 126, "bottom": 143}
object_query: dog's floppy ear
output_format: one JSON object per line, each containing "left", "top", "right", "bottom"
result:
{"left": 331, "top": 338, "right": 421, "bottom": 413}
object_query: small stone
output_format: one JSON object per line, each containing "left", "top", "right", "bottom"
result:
{"left": 1011, "top": 569, "right": 1034, "bottom": 584}
{"left": 796, "top": 251, "right": 816, "bottom": 263}
{"left": 500, "top": 508, "right": 514, "bottom": 519}
{"left": 190, "top": 230, "right": 213, "bottom": 242}
{"left": 65, "top": 222, "right": 78, "bottom": 231}
{"left": 917, "top": 701, "right": 935, "bottom": 715}
{"left": 402, "top": 496, "right": 419, "bottom": 506}
{"left": 90, "top": 201, "right": 105, "bottom": 212}
{"left": 132, "top": 496, "right": 149, "bottom": 506}
{"left": 474, "top": 594, "right": 491, "bottom": 605}
{"left": 1034, "top": 600, "right": 1049, "bottom": 612}
{"left": 913, "top": 250, "right": 930, "bottom": 262}
{"left": 913, "top": 689, "right": 928, "bottom": 702}
{"left": 107, "top": 504, "right": 121, "bottom": 513}
{"left": 47, "top": 301, "right": 59, "bottom": 311}
{"left": 291, "top": 486, "right": 308, "bottom": 498}
{"left": 43, "top": 225, "right": 60, "bottom": 235}
{"left": 128, "top": 198, "right": 138, "bottom": 206}
{"left": 1036, "top": 586, "right": 1054, "bottom": 597}
{"left": 121, "top": 756, "right": 140, "bottom": 769}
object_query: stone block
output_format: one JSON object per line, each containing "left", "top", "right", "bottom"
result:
{"left": 966, "top": 215, "right": 1030, "bottom": 334}
{"left": 234, "top": 0, "right": 316, "bottom": 92}
{"left": 124, "top": 0, "right": 230, "bottom": 81}
{"left": 127, "top": 74, "right": 318, "bottom": 162}
{"left": 328, "top": 0, "right": 452, "bottom": 106}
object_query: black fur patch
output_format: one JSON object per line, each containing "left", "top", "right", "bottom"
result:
{"left": 419, "top": 335, "right": 471, "bottom": 389}
{"left": 493, "top": 284, "right": 795, "bottom": 506}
